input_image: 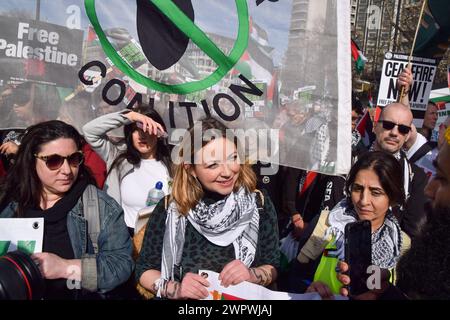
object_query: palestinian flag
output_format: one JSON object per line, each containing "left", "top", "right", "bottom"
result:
{"left": 86, "top": 25, "right": 99, "bottom": 45}
{"left": 298, "top": 171, "right": 318, "bottom": 197}
{"left": 266, "top": 69, "right": 279, "bottom": 109}
{"left": 209, "top": 290, "right": 245, "bottom": 300}
{"left": 232, "top": 51, "right": 253, "bottom": 79}
{"left": 233, "top": 18, "right": 274, "bottom": 83}
{"left": 250, "top": 17, "right": 270, "bottom": 47}
{"left": 351, "top": 39, "right": 367, "bottom": 74}
{"left": 356, "top": 110, "right": 374, "bottom": 148}
{"left": 374, "top": 106, "right": 383, "bottom": 123}
{"left": 221, "top": 293, "right": 245, "bottom": 300}
{"left": 368, "top": 91, "right": 374, "bottom": 109}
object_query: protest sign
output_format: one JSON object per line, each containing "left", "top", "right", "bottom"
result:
{"left": 429, "top": 101, "right": 450, "bottom": 142}
{"left": 0, "top": 16, "right": 83, "bottom": 87}
{"left": 377, "top": 52, "right": 437, "bottom": 127}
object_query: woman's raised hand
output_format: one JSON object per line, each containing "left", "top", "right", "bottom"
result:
{"left": 124, "top": 111, "right": 165, "bottom": 136}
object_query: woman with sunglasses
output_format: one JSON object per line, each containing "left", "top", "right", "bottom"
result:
{"left": 0, "top": 121, "right": 133, "bottom": 300}
{"left": 83, "top": 106, "right": 172, "bottom": 235}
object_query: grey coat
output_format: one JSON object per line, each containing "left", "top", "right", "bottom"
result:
{"left": 82, "top": 110, "right": 135, "bottom": 204}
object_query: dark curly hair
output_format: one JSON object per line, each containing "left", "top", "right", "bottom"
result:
{"left": 0, "top": 120, "right": 94, "bottom": 216}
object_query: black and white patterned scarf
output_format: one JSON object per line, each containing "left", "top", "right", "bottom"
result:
{"left": 352, "top": 130, "right": 362, "bottom": 149}
{"left": 324, "top": 198, "right": 403, "bottom": 269}
{"left": 156, "top": 187, "right": 259, "bottom": 297}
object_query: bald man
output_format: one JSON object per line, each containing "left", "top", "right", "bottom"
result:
{"left": 373, "top": 103, "right": 413, "bottom": 154}
{"left": 372, "top": 103, "right": 428, "bottom": 239}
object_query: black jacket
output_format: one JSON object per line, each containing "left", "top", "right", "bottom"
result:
{"left": 281, "top": 167, "right": 346, "bottom": 223}
{"left": 395, "top": 156, "right": 428, "bottom": 240}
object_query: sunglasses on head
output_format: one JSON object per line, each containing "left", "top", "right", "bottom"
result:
{"left": 379, "top": 120, "right": 411, "bottom": 135}
{"left": 34, "top": 151, "right": 84, "bottom": 170}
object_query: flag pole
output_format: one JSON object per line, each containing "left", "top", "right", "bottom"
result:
{"left": 35, "top": 0, "right": 41, "bottom": 21}
{"left": 398, "top": 0, "right": 427, "bottom": 103}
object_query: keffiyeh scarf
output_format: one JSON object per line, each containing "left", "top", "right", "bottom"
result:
{"left": 352, "top": 130, "right": 362, "bottom": 149}
{"left": 324, "top": 198, "right": 403, "bottom": 269}
{"left": 156, "top": 187, "right": 259, "bottom": 297}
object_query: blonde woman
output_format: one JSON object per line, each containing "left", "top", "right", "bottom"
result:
{"left": 136, "top": 117, "right": 280, "bottom": 299}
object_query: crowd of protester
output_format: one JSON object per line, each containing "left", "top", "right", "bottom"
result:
{"left": 0, "top": 65, "right": 449, "bottom": 300}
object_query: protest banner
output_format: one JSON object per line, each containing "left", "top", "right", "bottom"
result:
{"left": 429, "top": 87, "right": 450, "bottom": 141}
{"left": 0, "top": 218, "right": 44, "bottom": 255}
{"left": 436, "top": 102, "right": 450, "bottom": 127}
{"left": 0, "top": 0, "right": 351, "bottom": 175}
{"left": 430, "top": 101, "right": 450, "bottom": 142}
{"left": 377, "top": 52, "right": 437, "bottom": 128}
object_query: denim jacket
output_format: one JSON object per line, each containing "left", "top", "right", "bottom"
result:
{"left": 0, "top": 188, "right": 134, "bottom": 293}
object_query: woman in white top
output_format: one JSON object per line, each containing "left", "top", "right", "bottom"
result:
{"left": 83, "top": 107, "right": 172, "bottom": 235}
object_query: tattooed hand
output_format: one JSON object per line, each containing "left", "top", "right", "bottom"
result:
{"left": 249, "top": 266, "right": 273, "bottom": 287}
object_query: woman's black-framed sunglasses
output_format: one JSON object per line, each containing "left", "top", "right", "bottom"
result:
{"left": 379, "top": 120, "right": 411, "bottom": 135}
{"left": 34, "top": 151, "right": 84, "bottom": 170}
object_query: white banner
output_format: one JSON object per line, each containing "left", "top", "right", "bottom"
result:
{"left": 199, "top": 270, "right": 346, "bottom": 300}
{"left": 0, "top": 0, "right": 351, "bottom": 175}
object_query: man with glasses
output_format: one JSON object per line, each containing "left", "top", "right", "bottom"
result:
{"left": 321, "top": 126, "right": 450, "bottom": 300}
{"left": 372, "top": 103, "right": 428, "bottom": 239}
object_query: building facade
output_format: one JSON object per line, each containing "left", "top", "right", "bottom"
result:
{"left": 281, "top": 0, "right": 336, "bottom": 96}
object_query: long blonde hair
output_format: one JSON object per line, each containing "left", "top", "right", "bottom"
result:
{"left": 171, "top": 117, "right": 257, "bottom": 215}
